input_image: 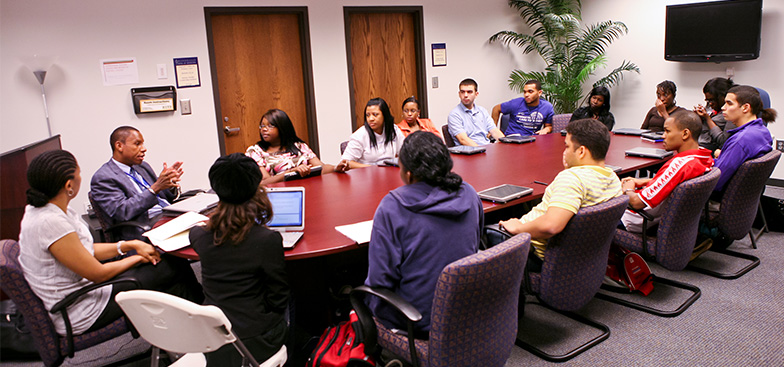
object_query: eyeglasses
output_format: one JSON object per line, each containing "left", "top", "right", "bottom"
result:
{"left": 259, "top": 124, "right": 277, "bottom": 131}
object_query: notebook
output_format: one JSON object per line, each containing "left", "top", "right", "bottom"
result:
{"left": 283, "top": 165, "right": 322, "bottom": 181}
{"left": 499, "top": 135, "right": 536, "bottom": 144}
{"left": 613, "top": 128, "right": 651, "bottom": 136}
{"left": 477, "top": 184, "right": 534, "bottom": 203}
{"left": 641, "top": 131, "right": 664, "bottom": 142}
{"left": 625, "top": 147, "right": 674, "bottom": 159}
{"left": 266, "top": 187, "right": 305, "bottom": 249}
{"left": 162, "top": 193, "right": 219, "bottom": 214}
{"left": 448, "top": 145, "right": 487, "bottom": 155}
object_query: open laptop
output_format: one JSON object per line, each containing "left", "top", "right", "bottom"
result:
{"left": 625, "top": 147, "right": 674, "bottom": 159}
{"left": 613, "top": 128, "right": 651, "bottom": 136}
{"left": 499, "top": 135, "right": 536, "bottom": 144}
{"left": 266, "top": 187, "right": 305, "bottom": 249}
{"left": 478, "top": 184, "right": 534, "bottom": 203}
{"left": 162, "top": 193, "right": 219, "bottom": 214}
{"left": 448, "top": 145, "right": 487, "bottom": 155}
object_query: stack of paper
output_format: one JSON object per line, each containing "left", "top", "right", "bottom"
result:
{"left": 143, "top": 211, "right": 208, "bottom": 252}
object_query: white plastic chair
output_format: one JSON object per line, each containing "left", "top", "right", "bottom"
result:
{"left": 115, "top": 290, "right": 287, "bottom": 367}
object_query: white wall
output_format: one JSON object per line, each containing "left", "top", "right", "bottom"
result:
{"left": 2, "top": 0, "right": 782, "bottom": 216}
{"left": 579, "top": 0, "right": 783, "bottom": 177}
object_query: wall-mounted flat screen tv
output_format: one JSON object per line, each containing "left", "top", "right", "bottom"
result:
{"left": 665, "top": 0, "right": 762, "bottom": 62}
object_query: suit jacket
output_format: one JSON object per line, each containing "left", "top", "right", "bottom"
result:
{"left": 89, "top": 160, "right": 176, "bottom": 240}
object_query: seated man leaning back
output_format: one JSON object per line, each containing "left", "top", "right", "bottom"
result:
{"left": 90, "top": 126, "right": 183, "bottom": 240}
{"left": 500, "top": 118, "right": 622, "bottom": 271}
{"left": 619, "top": 111, "right": 714, "bottom": 233}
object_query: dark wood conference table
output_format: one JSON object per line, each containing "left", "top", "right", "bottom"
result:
{"left": 244, "top": 133, "right": 666, "bottom": 261}
{"left": 169, "top": 132, "right": 668, "bottom": 334}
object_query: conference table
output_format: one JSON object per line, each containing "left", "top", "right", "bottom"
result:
{"left": 168, "top": 132, "right": 669, "bottom": 333}
{"left": 263, "top": 132, "right": 666, "bottom": 260}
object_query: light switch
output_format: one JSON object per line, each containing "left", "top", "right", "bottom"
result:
{"left": 157, "top": 64, "right": 168, "bottom": 79}
{"left": 432, "top": 76, "right": 439, "bottom": 89}
{"left": 180, "top": 99, "right": 192, "bottom": 115}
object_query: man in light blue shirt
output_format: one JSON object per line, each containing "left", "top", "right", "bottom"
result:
{"left": 447, "top": 78, "right": 505, "bottom": 146}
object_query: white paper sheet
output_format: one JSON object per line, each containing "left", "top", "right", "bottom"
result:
{"left": 335, "top": 220, "right": 374, "bottom": 244}
{"left": 143, "top": 211, "right": 208, "bottom": 252}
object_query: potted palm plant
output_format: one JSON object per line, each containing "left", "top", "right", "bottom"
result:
{"left": 490, "top": 0, "right": 639, "bottom": 113}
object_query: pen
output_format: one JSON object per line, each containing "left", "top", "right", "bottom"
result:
{"left": 534, "top": 180, "right": 549, "bottom": 186}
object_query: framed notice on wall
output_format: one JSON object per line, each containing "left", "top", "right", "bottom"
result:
{"left": 432, "top": 43, "right": 447, "bottom": 67}
{"left": 174, "top": 57, "right": 201, "bottom": 88}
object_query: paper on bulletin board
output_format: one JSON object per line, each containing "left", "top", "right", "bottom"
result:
{"left": 100, "top": 58, "right": 139, "bottom": 86}
{"left": 174, "top": 57, "right": 201, "bottom": 88}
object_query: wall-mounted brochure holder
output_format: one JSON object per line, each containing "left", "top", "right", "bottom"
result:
{"left": 131, "top": 86, "right": 177, "bottom": 114}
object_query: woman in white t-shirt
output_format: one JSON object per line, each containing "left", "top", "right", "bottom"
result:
{"left": 18, "top": 150, "right": 202, "bottom": 336}
{"left": 336, "top": 98, "right": 405, "bottom": 172}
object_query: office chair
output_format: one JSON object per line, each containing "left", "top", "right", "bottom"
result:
{"left": 441, "top": 125, "right": 455, "bottom": 147}
{"left": 510, "top": 195, "right": 628, "bottom": 362}
{"left": 88, "top": 191, "right": 150, "bottom": 242}
{"left": 688, "top": 150, "right": 780, "bottom": 279}
{"left": 340, "top": 141, "right": 349, "bottom": 155}
{"left": 350, "top": 233, "right": 530, "bottom": 367}
{"left": 599, "top": 169, "right": 720, "bottom": 317}
{"left": 115, "top": 289, "right": 287, "bottom": 367}
{"left": 551, "top": 113, "right": 571, "bottom": 132}
{"left": 0, "top": 239, "right": 142, "bottom": 367}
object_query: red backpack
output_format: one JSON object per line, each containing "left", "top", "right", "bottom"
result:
{"left": 307, "top": 310, "right": 376, "bottom": 367}
{"left": 605, "top": 244, "right": 655, "bottom": 295}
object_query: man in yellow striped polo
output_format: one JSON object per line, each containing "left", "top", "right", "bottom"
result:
{"left": 500, "top": 118, "right": 622, "bottom": 271}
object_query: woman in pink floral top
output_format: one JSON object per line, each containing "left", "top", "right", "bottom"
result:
{"left": 245, "top": 109, "right": 333, "bottom": 185}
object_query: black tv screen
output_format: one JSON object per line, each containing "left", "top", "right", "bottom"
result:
{"left": 665, "top": 0, "right": 762, "bottom": 62}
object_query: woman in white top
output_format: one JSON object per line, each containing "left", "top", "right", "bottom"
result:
{"left": 336, "top": 98, "right": 405, "bottom": 172}
{"left": 18, "top": 150, "right": 202, "bottom": 336}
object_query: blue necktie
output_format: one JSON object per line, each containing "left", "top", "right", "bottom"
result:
{"left": 129, "top": 167, "right": 170, "bottom": 209}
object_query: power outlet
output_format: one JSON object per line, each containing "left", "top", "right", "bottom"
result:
{"left": 777, "top": 139, "right": 784, "bottom": 153}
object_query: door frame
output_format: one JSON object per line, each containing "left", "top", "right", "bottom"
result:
{"left": 343, "top": 6, "right": 428, "bottom": 130}
{"left": 204, "top": 7, "right": 320, "bottom": 156}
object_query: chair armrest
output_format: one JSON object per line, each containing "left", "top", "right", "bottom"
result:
{"left": 626, "top": 205, "right": 653, "bottom": 258}
{"left": 172, "top": 189, "right": 207, "bottom": 203}
{"left": 51, "top": 278, "right": 140, "bottom": 313}
{"left": 483, "top": 224, "right": 513, "bottom": 250}
{"left": 51, "top": 277, "right": 140, "bottom": 358}
{"left": 350, "top": 285, "right": 423, "bottom": 366}
{"left": 106, "top": 221, "right": 151, "bottom": 234}
{"left": 351, "top": 285, "right": 422, "bottom": 323}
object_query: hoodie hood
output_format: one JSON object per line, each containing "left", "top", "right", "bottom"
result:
{"left": 389, "top": 181, "right": 473, "bottom": 218}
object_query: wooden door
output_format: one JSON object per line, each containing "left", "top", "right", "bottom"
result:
{"left": 346, "top": 8, "right": 426, "bottom": 131}
{"left": 206, "top": 9, "right": 317, "bottom": 155}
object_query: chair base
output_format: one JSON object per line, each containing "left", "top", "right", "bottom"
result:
{"left": 516, "top": 301, "right": 610, "bottom": 363}
{"left": 687, "top": 248, "right": 760, "bottom": 280}
{"left": 595, "top": 276, "right": 700, "bottom": 317}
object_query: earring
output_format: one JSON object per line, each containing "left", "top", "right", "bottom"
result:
{"left": 67, "top": 189, "right": 75, "bottom": 197}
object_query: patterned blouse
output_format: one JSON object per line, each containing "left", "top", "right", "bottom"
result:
{"left": 245, "top": 141, "right": 316, "bottom": 175}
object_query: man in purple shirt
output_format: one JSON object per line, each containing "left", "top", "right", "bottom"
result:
{"left": 712, "top": 85, "right": 775, "bottom": 195}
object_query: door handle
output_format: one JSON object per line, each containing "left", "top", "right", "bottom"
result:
{"left": 224, "top": 126, "right": 240, "bottom": 134}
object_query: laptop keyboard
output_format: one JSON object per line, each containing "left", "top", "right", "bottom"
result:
{"left": 279, "top": 231, "right": 303, "bottom": 248}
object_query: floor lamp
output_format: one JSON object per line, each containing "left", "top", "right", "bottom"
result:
{"left": 25, "top": 55, "right": 57, "bottom": 138}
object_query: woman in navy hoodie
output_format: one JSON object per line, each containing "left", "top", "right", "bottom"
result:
{"left": 364, "top": 131, "right": 484, "bottom": 338}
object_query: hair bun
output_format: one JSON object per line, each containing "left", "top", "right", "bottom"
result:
{"left": 26, "top": 188, "right": 50, "bottom": 207}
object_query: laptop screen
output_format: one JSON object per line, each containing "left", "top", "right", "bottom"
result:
{"left": 267, "top": 188, "right": 305, "bottom": 231}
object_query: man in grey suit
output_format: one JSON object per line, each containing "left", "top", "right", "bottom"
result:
{"left": 90, "top": 126, "right": 183, "bottom": 240}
